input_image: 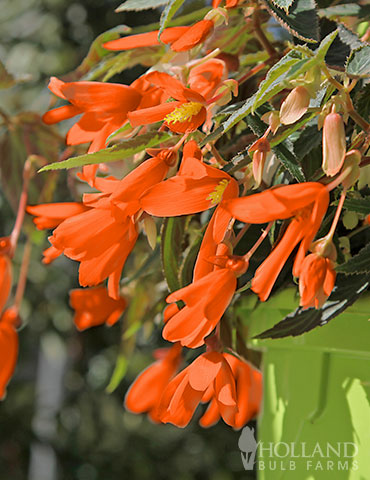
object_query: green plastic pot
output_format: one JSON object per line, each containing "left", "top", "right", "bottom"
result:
{"left": 239, "top": 289, "right": 370, "bottom": 479}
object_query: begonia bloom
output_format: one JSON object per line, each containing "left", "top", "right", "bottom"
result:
{"left": 70, "top": 286, "right": 127, "bottom": 330}
{"left": 49, "top": 149, "right": 176, "bottom": 298}
{"left": 224, "top": 183, "right": 330, "bottom": 301}
{"left": 158, "top": 351, "right": 240, "bottom": 428}
{"left": 164, "top": 247, "right": 247, "bottom": 348}
{"left": 103, "top": 20, "right": 213, "bottom": 53}
{"left": 128, "top": 72, "right": 207, "bottom": 133}
{"left": 125, "top": 343, "right": 182, "bottom": 422}
{"left": 0, "top": 307, "right": 19, "bottom": 400}
{"left": 200, "top": 353, "right": 262, "bottom": 429}
{"left": 42, "top": 77, "right": 142, "bottom": 184}
{"left": 299, "top": 254, "right": 336, "bottom": 309}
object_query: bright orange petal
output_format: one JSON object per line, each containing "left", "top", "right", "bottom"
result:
{"left": 170, "top": 20, "right": 214, "bottom": 52}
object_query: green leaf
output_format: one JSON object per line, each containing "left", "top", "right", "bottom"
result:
{"left": 38, "top": 132, "right": 173, "bottom": 172}
{"left": 262, "top": 0, "right": 319, "bottom": 43}
{"left": 161, "top": 216, "right": 187, "bottom": 292}
{"left": 336, "top": 243, "right": 370, "bottom": 275}
{"left": 179, "top": 233, "right": 202, "bottom": 287}
{"left": 342, "top": 195, "right": 370, "bottom": 215}
{"left": 354, "top": 83, "right": 370, "bottom": 122}
{"left": 252, "top": 51, "right": 301, "bottom": 113}
{"left": 116, "top": 0, "right": 168, "bottom": 11}
{"left": 293, "top": 123, "right": 322, "bottom": 160}
{"left": 346, "top": 45, "right": 370, "bottom": 78}
{"left": 254, "top": 273, "right": 369, "bottom": 338}
{"left": 106, "top": 355, "right": 128, "bottom": 393}
{"left": 159, "top": 0, "right": 186, "bottom": 38}
{"left": 319, "top": 3, "right": 370, "bottom": 20}
{"left": 0, "top": 61, "right": 15, "bottom": 89}
{"left": 324, "top": 22, "right": 364, "bottom": 69}
{"left": 271, "top": 0, "right": 295, "bottom": 14}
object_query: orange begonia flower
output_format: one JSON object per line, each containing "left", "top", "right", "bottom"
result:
{"left": 157, "top": 351, "right": 258, "bottom": 428}
{"left": 69, "top": 286, "right": 126, "bottom": 331}
{"left": 42, "top": 77, "right": 142, "bottom": 184}
{"left": 0, "top": 238, "right": 12, "bottom": 313}
{"left": 188, "top": 59, "right": 228, "bottom": 102}
{"left": 163, "top": 245, "right": 247, "bottom": 348}
{"left": 140, "top": 140, "right": 239, "bottom": 279}
{"left": 48, "top": 149, "right": 176, "bottom": 299}
{"left": 103, "top": 20, "right": 213, "bottom": 53}
{"left": 125, "top": 343, "right": 182, "bottom": 422}
{"left": 0, "top": 307, "right": 19, "bottom": 400}
{"left": 299, "top": 253, "right": 336, "bottom": 309}
{"left": 128, "top": 72, "right": 208, "bottom": 134}
{"left": 224, "top": 183, "right": 330, "bottom": 301}
{"left": 199, "top": 353, "right": 262, "bottom": 429}
{"left": 27, "top": 202, "right": 89, "bottom": 230}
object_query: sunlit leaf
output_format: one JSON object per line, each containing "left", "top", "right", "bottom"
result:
{"left": 39, "top": 132, "right": 173, "bottom": 172}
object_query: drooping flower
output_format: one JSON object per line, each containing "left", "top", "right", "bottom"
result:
{"left": 69, "top": 286, "right": 127, "bottom": 331}
{"left": 140, "top": 140, "right": 239, "bottom": 278}
{"left": 157, "top": 351, "right": 257, "bottom": 428}
{"left": 49, "top": 149, "right": 177, "bottom": 298}
{"left": 163, "top": 244, "right": 248, "bottom": 348}
{"left": 224, "top": 182, "right": 330, "bottom": 301}
{"left": 103, "top": 20, "right": 214, "bottom": 53}
{"left": 322, "top": 111, "right": 346, "bottom": 177}
{"left": 125, "top": 343, "right": 182, "bottom": 422}
{"left": 42, "top": 77, "right": 142, "bottom": 184}
{"left": 248, "top": 136, "right": 271, "bottom": 188}
{"left": 27, "top": 202, "right": 89, "bottom": 230}
{"left": 128, "top": 72, "right": 208, "bottom": 134}
{"left": 200, "top": 353, "right": 262, "bottom": 429}
{"left": 0, "top": 238, "right": 12, "bottom": 313}
{"left": 0, "top": 307, "right": 19, "bottom": 400}
{"left": 298, "top": 253, "right": 336, "bottom": 309}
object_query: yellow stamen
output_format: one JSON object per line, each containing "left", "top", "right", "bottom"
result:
{"left": 165, "top": 102, "right": 203, "bottom": 124}
{"left": 207, "top": 179, "right": 229, "bottom": 206}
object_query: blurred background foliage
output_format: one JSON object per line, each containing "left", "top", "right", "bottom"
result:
{"left": 0, "top": 1, "right": 256, "bottom": 479}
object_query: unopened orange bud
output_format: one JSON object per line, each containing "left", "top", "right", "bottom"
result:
{"left": 280, "top": 86, "right": 311, "bottom": 125}
{"left": 310, "top": 236, "right": 337, "bottom": 262}
{"left": 249, "top": 137, "right": 270, "bottom": 188}
{"left": 322, "top": 112, "right": 346, "bottom": 177}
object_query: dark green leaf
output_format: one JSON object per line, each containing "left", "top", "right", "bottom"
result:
{"left": 38, "top": 132, "right": 173, "bottom": 172}
{"left": 159, "top": 0, "right": 186, "bottom": 37}
{"left": 262, "top": 0, "right": 319, "bottom": 43}
{"left": 116, "top": 0, "right": 168, "bottom": 11}
{"left": 270, "top": 0, "right": 295, "bottom": 14}
{"left": 293, "top": 123, "right": 322, "bottom": 159}
{"left": 342, "top": 195, "right": 370, "bottom": 215}
{"left": 336, "top": 243, "right": 370, "bottom": 275}
{"left": 324, "top": 22, "right": 364, "bottom": 69}
{"left": 161, "top": 216, "right": 187, "bottom": 292}
{"left": 354, "top": 83, "right": 370, "bottom": 122}
{"left": 346, "top": 45, "right": 370, "bottom": 78}
{"left": 255, "top": 273, "right": 369, "bottom": 338}
{"left": 319, "top": 3, "right": 370, "bottom": 20}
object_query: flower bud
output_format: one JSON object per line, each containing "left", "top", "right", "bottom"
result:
{"left": 249, "top": 137, "right": 270, "bottom": 188}
{"left": 280, "top": 86, "right": 311, "bottom": 125}
{"left": 341, "top": 149, "right": 361, "bottom": 189}
{"left": 261, "top": 111, "right": 280, "bottom": 134}
{"left": 322, "top": 112, "right": 346, "bottom": 177}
